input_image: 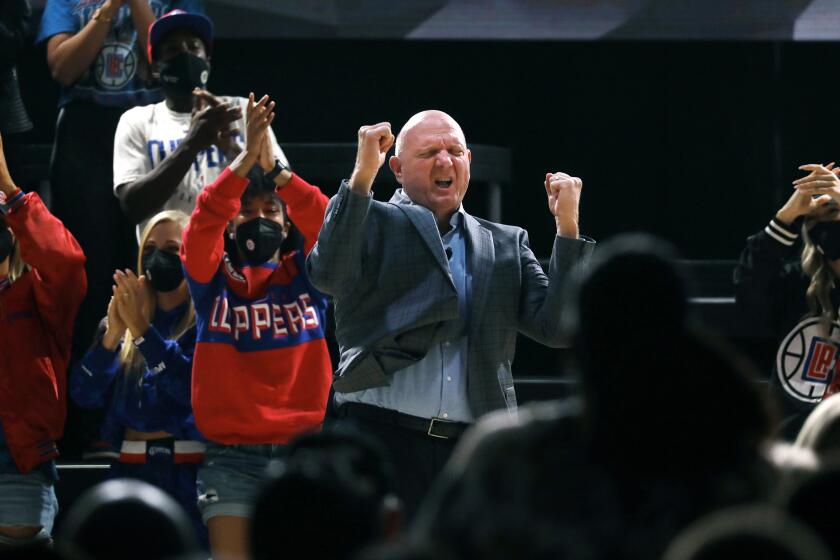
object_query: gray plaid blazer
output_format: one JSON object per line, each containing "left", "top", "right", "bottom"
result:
{"left": 307, "top": 181, "right": 594, "bottom": 418}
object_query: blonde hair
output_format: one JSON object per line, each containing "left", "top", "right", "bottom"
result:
{"left": 118, "top": 210, "right": 195, "bottom": 376}
{"left": 802, "top": 224, "right": 837, "bottom": 333}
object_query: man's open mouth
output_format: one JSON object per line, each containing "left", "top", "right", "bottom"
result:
{"left": 434, "top": 179, "right": 453, "bottom": 188}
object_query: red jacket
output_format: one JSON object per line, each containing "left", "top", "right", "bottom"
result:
{"left": 0, "top": 191, "right": 86, "bottom": 473}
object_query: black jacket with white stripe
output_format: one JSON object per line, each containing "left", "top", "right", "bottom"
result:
{"left": 734, "top": 216, "right": 840, "bottom": 439}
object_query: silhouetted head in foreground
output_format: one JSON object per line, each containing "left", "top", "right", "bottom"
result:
{"left": 59, "top": 479, "right": 199, "bottom": 560}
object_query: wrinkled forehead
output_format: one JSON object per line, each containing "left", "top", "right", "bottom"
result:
{"left": 397, "top": 112, "right": 467, "bottom": 154}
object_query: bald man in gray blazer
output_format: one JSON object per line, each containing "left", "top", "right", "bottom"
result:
{"left": 307, "top": 110, "right": 594, "bottom": 516}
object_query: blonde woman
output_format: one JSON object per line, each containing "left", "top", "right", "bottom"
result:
{"left": 0, "top": 132, "right": 85, "bottom": 547}
{"left": 69, "top": 209, "right": 206, "bottom": 545}
{"left": 735, "top": 163, "right": 840, "bottom": 440}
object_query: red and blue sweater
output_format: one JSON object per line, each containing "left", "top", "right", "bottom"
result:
{"left": 181, "top": 168, "right": 331, "bottom": 444}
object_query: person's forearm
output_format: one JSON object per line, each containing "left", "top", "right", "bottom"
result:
{"left": 126, "top": 0, "right": 154, "bottom": 52}
{"left": 46, "top": 2, "right": 119, "bottom": 87}
{"left": 119, "top": 140, "right": 202, "bottom": 223}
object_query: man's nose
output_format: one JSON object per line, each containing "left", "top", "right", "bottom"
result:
{"left": 434, "top": 152, "right": 453, "bottom": 168}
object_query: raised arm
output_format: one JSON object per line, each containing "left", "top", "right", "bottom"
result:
{"left": 45, "top": 0, "right": 123, "bottom": 87}
{"left": 306, "top": 122, "right": 393, "bottom": 296}
{"left": 518, "top": 171, "right": 593, "bottom": 346}
{"left": 254, "top": 121, "right": 328, "bottom": 254}
{"left": 0, "top": 133, "right": 86, "bottom": 334}
{"left": 181, "top": 93, "right": 274, "bottom": 283}
{"left": 733, "top": 183, "right": 828, "bottom": 333}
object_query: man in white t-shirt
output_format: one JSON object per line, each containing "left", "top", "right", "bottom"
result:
{"left": 113, "top": 10, "right": 288, "bottom": 237}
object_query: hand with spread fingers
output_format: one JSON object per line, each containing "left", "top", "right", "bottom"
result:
{"left": 793, "top": 162, "right": 840, "bottom": 205}
{"left": 350, "top": 122, "right": 395, "bottom": 194}
{"left": 113, "top": 269, "right": 153, "bottom": 338}
{"left": 544, "top": 171, "right": 583, "bottom": 238}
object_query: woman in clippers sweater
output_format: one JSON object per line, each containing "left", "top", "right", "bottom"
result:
{"left": 181, "top": 94, "right": 331, "bottom": 560}
{"left": 0, "top": 131, "right": 86, "bottom": 546}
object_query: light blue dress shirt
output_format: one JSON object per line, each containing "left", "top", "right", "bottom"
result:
{"left": 336, "top": 204, "right": 473, "bottom": 422}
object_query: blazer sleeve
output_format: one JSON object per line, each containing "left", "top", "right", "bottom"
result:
{"left": 306, "top": 180, "right": 374, "bottom": 298}
{"left": 517, "top": 232, "right": 595, "bottom": 347}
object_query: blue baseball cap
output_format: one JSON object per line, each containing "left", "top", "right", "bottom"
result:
{"left": 147, "top": 10, "right": 213, "bottom": 63}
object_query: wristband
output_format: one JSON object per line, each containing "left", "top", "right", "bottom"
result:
{"left": 265, "top": 159, "right": 290, "bottom": 182}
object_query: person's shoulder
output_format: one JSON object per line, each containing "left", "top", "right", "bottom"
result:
{"left": 119, "top": 102, "right": 161, "bottom": 126}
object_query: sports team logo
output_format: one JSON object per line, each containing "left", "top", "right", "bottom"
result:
{"left": 776, "top": 318, "right": 840, "bottom": 403}
{"left": 93, "top": 43, "right": 136, "bottom": 90}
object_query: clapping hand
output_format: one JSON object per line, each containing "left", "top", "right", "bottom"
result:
{"left": 186, "top": 90, "right": 242, "bottom": 153}
{"left": 544, "top": 171, "right": 583, "bottom": 238}
{"left": 793, "top": 163, "right": 840, "bottom": 203}
{"left": 777, "top": 163, "right": 840, "bottom": 225}
{"left": 113, "top": 269, "right": 153, "bottom": 339}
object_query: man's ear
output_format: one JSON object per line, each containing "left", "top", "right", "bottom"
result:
{"left": 388, "top": 155, "right": 402, "bottom": 184}
{"left": 150, "top": 60, "right": 160, "bottom": 80}
{"left": 467, "top": 147, "right": 472, "bottom": 164}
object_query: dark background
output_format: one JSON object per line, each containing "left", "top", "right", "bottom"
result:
{"left": 18, "top": 38, "right": 840, "bottom": 259}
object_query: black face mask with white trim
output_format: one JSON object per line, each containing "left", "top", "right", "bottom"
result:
{"left": 235, "top": 218, "right": 285, "bottom": 265}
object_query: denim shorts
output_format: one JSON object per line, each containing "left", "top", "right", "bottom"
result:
{"left": 0, "top": 470, "right": 58, "bottom": 533}
{"left": 196, "top": 443, "right": 286, "bottom": 522}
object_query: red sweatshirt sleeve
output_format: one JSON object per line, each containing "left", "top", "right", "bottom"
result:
{"left": 277, "top": 174, "right": 329, "bottom": 255}
{"left": 181, "top": 167, "right": 249, "bottom": 284}
{"left": 4, "top": 191, "right": 87, "bottom": 338}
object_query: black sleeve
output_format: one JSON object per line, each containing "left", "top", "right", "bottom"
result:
{"left": 733, "top": 216, "right": 809, "bottom": 337}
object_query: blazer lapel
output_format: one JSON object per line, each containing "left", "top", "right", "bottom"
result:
{"left": 464, "top": 213, "right": 494, "bottom": 328}
{"left": 390, "top": 191, "right": 454, "bottom": 285}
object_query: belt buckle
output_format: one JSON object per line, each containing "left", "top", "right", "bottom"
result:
{"left": 427, "top": 417, "right": 454, "bottom": 439}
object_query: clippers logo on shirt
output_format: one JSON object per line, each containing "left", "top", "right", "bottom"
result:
{"left": 94, "top": 43, "right": 136, "bottom": 89}
{"left": 776, "top": 318, "right": 840, "bottom": 403}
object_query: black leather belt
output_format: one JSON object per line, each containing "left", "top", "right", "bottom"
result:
{"left": 337, "top": 402, "right": 469, "bottom": 440}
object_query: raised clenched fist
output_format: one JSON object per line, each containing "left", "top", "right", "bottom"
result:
{"left": 349, "top": 122, "right": 395, "bottom": 194}
{"left": 544, "top": 171, "right": 582, "bottom": 239}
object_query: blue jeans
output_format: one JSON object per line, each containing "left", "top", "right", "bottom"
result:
{"left": 196, "top": 443, "right": 286, "bottom": 522}
{"left": 0, "top": 470, "right": 58, "bottom": 533}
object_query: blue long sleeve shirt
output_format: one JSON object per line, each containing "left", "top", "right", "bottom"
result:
{"left": 69, "top": 303, "right": 202, "bottom": 448}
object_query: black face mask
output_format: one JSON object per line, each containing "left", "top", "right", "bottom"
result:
{"left": 141, "top": 249, "right": 185, "bottom": 292}
{"left": 812, "top": 221, "right": 840, "bottom": 261}
{"left": 0, "top": 227, "right": 12, "bottom": 263}
{"left": 158, "top": 52, "right": 209, "bottom": 100}
{"left": 235, "top": 218, "right": 285, "bottom": 265}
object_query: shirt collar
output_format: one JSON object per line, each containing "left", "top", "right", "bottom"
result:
{"left": 393, "top": 188, "right": 466, "bottom": 229}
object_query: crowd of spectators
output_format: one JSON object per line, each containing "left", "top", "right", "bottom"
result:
{"left": 5, "top": 2, "right": 840, "bottom": 560}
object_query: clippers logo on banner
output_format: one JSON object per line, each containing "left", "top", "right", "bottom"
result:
{"left": 776, "top": 318, "right": 840, "bottom": 403}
